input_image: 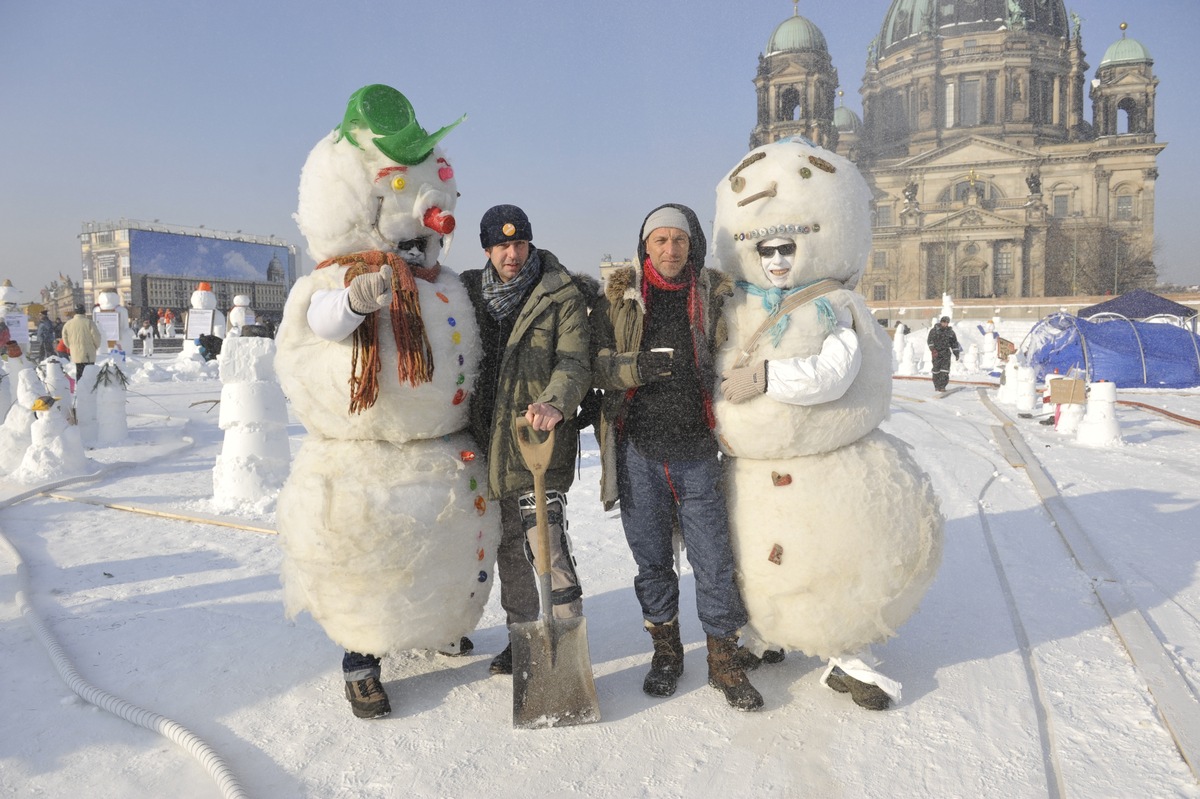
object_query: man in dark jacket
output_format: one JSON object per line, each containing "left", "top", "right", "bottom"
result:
{"left": 927, "top": 316, "right": 962, "bottom": 391}
{"left": 35, "top": 311, "right": 55, "bottom": 361}
{"left": 590, "top": 203, "right": 763, "bottom": 711}
{"left": 461, "top": 204, "right": 592, "bottom": 676}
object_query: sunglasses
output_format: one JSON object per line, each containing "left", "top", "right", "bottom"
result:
{"left": 756, "top": 242, "right": 796, "bottom": 258}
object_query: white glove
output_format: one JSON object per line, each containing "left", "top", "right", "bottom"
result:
{"left": 347, "top": 265, "right": 393, "bottom": 315}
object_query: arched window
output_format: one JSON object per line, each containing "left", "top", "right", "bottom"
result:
{"left": 779, "top": 86, "right": 802, "bottom": 122}
{"left": 1116, "top": 97, "right": 1140, "bottom": 134}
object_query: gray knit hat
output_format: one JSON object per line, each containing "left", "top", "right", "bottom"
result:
{"left": 641, "top": 207, "right": 691, "bottom": 241}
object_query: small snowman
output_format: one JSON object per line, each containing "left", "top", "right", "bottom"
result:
{"left": 274, "top": 84, "right": 500, "bottom": 719}
{"left": 94, "top": 290, "right": 133, "bottom": 359}
{"left": 211, "top": 331, "right": 290, "bottom": 513}
{"left": 0, "top": 367, "right": 48, "bottom": 473}
{"left": 227, "top": 294, "right": 255, "bottom": 336}
{"left": 14, "top": 395, "right": 92, "bottom": 482}
{"left": 712, "top": 137, "right": 943, "bottom": 710}
{"left": 183, "top": 282, "right": 226, "bottom": 357}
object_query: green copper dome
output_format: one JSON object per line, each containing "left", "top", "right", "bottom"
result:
{"left": 766, "top": 13, "right": 828, "bottom": 56}
{"left": 834, "top": 105, "right": 862, "bottom": 132}
{"left": 878, "top": 0, "right": 1068, "bottom": 55}
{"left": 1100, "top": 35, "right": 1152, "bottom": 67}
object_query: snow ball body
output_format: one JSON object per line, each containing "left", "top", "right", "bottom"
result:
{"left": 277, "top": 434, "right": 500, "bottom": 655}
{"left": 712, "top": 138, "right": 943, "bottom": 656}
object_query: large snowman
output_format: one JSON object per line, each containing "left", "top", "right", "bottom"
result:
{"left": 274, "top": 84, "right": 499, "bottom": 719}
{"left": 712, "top": 138, "right": 943, "bottom": 709}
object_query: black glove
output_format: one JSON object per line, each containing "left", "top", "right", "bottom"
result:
{"left": 637, "top": 349, "right": 674, "bottom": 383}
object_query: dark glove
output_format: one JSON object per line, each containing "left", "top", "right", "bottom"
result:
{"left": 637, "top": 349, "right": 674, "bottom": 383}
{"left": 930, "top": 349, "right": 938, "bottom": 358}
{"left": 347, "top": 265, "right": 393, "bottom": 315}
{"left": 721, "top": 360, "right": 769, "bottom": 403}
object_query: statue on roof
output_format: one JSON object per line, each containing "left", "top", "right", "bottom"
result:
{"left": 1006, "top": 0, "right": 1027, "bottom": 30}
{"left": 1071, "top": 11, "right": 1082, "bottom": 40}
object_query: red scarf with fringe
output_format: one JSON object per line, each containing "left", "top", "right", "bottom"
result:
{"left": 626, "top": 257, "right": 715, "bottom": 430}
{"left": 316, "top": 251, "right": 440, "bottom": 413}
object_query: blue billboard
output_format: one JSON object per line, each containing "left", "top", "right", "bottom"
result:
{"left": 129, "top": 229, "right": 289, "bottom": 282}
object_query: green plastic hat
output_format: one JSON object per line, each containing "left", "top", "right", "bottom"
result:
{"left": 335, "top": 84, "right": 465, "bottom": 165}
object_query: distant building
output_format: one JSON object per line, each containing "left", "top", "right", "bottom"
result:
{"left": 78, "top": 219, "right": 298, "bottom": 325}
{"left": 598, "top": 255, "right": 637, "bottom": 290}
{"left": 38, "top": 274, "right": 85, "bottom": 322}
{"left": 752, "top": 1, "right": 1164, "bottom": 308}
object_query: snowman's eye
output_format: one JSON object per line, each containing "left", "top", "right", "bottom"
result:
{"left": 391, "top": 176, "right": 407, "bottom": 191}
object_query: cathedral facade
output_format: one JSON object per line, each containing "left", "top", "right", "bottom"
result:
{"left": 753, "top": 0, "right": 1164, "bottom": 309}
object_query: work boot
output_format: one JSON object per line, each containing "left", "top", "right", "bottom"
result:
{"left": 643, "top": 619, "right": 685, "bottom": 697}
{"left": 826, "top": 666, "right": 891, "bottom": 711}
{"left": 344, "top": 674, "right": 391, "bottom": 719}
{"left": 489, "top": 643, "right": 513, "bottom": 675}
{"left": 707, "top": 633, "right": 764, "bottom": 711}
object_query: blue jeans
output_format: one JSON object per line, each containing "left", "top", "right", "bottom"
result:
{"left": 617, "top": 437, "right": 748, "bottom": 638}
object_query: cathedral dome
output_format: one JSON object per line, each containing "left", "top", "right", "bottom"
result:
{"left": 834, "top": 105, "right": 862, "bottom": 132}
{"left": 1099, "top": 31, "right": 1152, "bottom": 67}
{"left": 878, "top": 0, "right": 1069, "bottom": 55}
{"left": 766, "top": 12, "right": 828, "bottom": 56}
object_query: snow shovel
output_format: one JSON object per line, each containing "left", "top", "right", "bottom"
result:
{"left": 510, "top": 417, "right": 601, "bottom": 729}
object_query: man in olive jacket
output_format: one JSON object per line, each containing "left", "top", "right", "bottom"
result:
{"left": 590, "top": 203, "right": 763, "bottom": 711}
{"left": 461, "top": 204, "right": 592, "bottom": 675}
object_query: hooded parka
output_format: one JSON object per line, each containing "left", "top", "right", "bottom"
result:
{"left": 590, "top": 204, "right": 733, "bottom": 510}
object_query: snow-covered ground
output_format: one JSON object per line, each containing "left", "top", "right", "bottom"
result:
{"left": 2, "top": 354, "right": 1199, "bottom": 798}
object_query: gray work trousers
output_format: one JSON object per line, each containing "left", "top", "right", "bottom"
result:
{"left": 496, "top": 492, "right": 583, "bottom": 627}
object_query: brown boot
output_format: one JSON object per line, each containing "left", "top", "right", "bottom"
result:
{"left": 707, "top": 634, "right": 764, "bottom": 711}
{"left": 643, "top": 619, "right": 684, "bottom": 697}
{"left": 344, "top": 674, "right": 391, "bottom": 719}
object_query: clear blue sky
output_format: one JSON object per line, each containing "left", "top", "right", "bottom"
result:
{"left": 2, "top": 0, "right": 1196, "bottom": 302}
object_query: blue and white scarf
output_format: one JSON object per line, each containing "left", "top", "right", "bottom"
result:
{"left": 736, "top": 278, "right": 837, "bottom": 348}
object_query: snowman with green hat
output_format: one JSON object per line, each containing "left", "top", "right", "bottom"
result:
{"left": 275, "top": 84, "right": 500, "bottom": 720}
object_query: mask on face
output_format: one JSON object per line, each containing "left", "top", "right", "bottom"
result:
{"left": 757, "top": 237, "right": 797, "bottom": 288}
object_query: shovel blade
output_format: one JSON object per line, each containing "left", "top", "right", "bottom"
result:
{"left": 511, "top": 616, "right": 601, "bottom": 729}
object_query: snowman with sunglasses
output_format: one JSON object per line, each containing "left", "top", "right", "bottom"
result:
{"left": 712, "top": 137, "right": 943, "bottom": 712}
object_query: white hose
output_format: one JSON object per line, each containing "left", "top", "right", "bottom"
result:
{"left": 0, "top": 424, "right": 251, "bottom": 798}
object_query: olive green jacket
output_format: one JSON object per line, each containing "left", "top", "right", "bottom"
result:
{"left": 462, "top": 251, "right": 592, "bottom": 499}
{"left": 590, "top": 262, "right": 734, "bottom": 510}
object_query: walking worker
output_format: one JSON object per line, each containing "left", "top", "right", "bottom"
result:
{"left": 60, "top": 304, "right": 102, "bottom": 380}
{"left": 460, "top": 204, "right": 592, "bottom": 676}
{"left": 926, "top": 316, "right": 962, "bottom": 392}
{"left": 36, "top": 310, "right": 55, "bottom": 361}
{"left": 590, "top": 203, "right": 763, "bottom": 711}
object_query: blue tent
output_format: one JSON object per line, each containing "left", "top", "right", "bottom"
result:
{"left": 1077, "top": 289, "right": 1197, "bottom": 322}
{"left": 1026, "top": 312, "right": 1200, "bottom": 388}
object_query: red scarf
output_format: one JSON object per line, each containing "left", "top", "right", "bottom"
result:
{"left": 316, "top": 251, "right": 440, "bottom": 413}
{"left": 627, "top": 257, "right": 715, "bottom": 430}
